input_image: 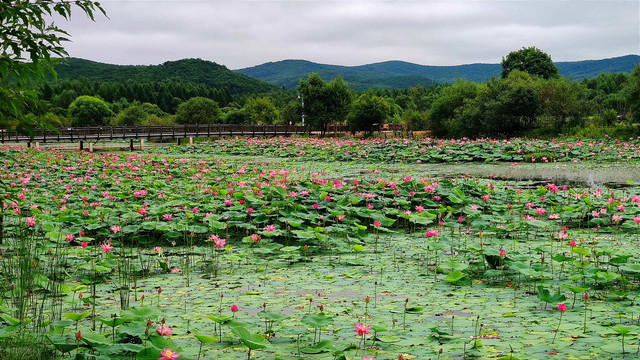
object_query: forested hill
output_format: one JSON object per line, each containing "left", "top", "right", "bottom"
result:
{"left": 53, "top": 58, "right": 278, "bottom": 94}
{"left": 236, "top": 54, "right": 640, "bottom": 90}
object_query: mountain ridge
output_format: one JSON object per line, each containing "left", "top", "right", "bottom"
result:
{"left": 236, "top": 54, "right": 640, "bottom": 90}
{"left": 53, "top": 57, "right": 278, "bottom": 94}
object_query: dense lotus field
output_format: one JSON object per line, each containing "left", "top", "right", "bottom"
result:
{"left": 154, "top": 136, "right": 640, "bottom": 164}
{"left": 1, "top": 140, "right": 640, "bottom": 360}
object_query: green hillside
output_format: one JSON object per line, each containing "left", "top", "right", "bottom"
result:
{"left": 54, "top": 58, "right": 278, "bottom": 94}
{"left": 236, "top": 55, "right": 640, "bottom": 90}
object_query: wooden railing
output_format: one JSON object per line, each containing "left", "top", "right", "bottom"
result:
{"left": 0, "top": 123, "right": 405, "bottom": 143}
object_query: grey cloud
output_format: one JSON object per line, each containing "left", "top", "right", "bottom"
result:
{"left": 53, "top": 0, "right": 639, "bottom": 68}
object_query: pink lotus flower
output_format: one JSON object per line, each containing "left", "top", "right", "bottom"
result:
{"left": 162, "top": 213, "right": 173, "bottom": 221}
{"left": 425, "top": 229, "right": 439, "bottom": 237}
{"left": 354, "top": 323, "right": 371, "bottom": 336}
{"left": 65, "top": 234, "right": 75, "bottom": 242}
{"left": 248, "top": 208, "right": 254, "bottom": 214}
{"left": 499, "top": 248, "right": 506, "bottom": 258}
{"left": 171, "top": 267, "right": 181, "bottom": 273}
{"left": 154, "top": 246, "right": 162, "bottom": 253}
{"left": 80, "top": 241, "right": 88, "bottom": 248}
{"left": 100, "top": 243, "right": 113, "bottom": 253}
{"left": 363, "top": 357, "right": 377, "bottom": 360}
{"left": 373, "top": 221, "right": 381, "bottom": 228}
{"left": 231, "top": 304, "right": 239, "bottom": 312}
{"left": 213, "top": 235, "right": 226, "bottom": 248}
{"left": 111, "top": 225, "right": 122, "bottom": 234}
{"left": 159, "top": 348, "right": 180, "bottom": 360}
{"left": 156, "top": 325, "right": 173, "bottom": 336}
{"left": 612, "top": 214, "right": 623, "bottom": 223}
{"left": 558, "top": 303, "right": 566, "bottom": 313}
{"left": 26, "top": 217, "right": 36, "bottom": 227}
{"left": 265, "top": 224, "right": 276, "bottom": 232}
{"left": 634, "top": 216, "right": 640, "bottom": 225}
{"left": 250, "top": 234, "right": 261, "bottom": 242}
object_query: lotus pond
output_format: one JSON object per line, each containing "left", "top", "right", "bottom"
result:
{"left": 1, "top": 138, "right": 640, "bottom": 360}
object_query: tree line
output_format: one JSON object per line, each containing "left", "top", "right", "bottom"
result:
{"left": 28, "top": 47, "right": 640, "bottom": 137}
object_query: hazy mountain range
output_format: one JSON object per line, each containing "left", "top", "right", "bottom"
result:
{"left": 236, "top": 55, "right": 640, "bottom": 90}
{"left": 55, "top": 55, "right": 639, "bottom": 93}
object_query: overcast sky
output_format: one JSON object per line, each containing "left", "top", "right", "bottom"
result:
{"left": 55, "top": 0, "right": 640, "bottom": 69}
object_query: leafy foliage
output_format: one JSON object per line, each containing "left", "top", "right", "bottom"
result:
{"left": 174, "top": 97, "right": 221, "bottom": 124}
{"left": 501, "top": 46, "right": 560, "bottom": 79}
{"left": 68, "top": 95, "right": 113, "bottom": 127}
{"left": 0, "top": 0, "right": 105, "bottom": 133}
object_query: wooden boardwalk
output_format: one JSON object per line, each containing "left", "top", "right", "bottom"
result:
{"left": 0, "top": 124, "right": 405, "bottom": 144}
{"left": 0, "top": 124, "right": 318, "bottom": 143}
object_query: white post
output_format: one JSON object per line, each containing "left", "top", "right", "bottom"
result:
{"left": 88, "top": 143, "right": 94, "bottom": 153}
{"left": 189, "top": 137, "right": 193, "bottom": 145}
{"left": 140, "top": 139, "right": 145, "bottom": 151}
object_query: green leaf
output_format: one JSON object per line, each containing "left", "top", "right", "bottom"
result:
{"left": 194, "top": 332, "right": 218, "bottom": 344}
{"left": 444, "top": 270, "right": 466, "bottom": 282}
{"left": 301, "top": 313, "right": 334, "bottom": 328}
{"left": 81, "top": 331, "right": 111, "bottom": 347}
{"left": 63, "top": 310, "right": 90, "bottom": 322}
{"left": 231, "top": 327, "right": 271, "bottom": 350}
{"left": 301, "top": 339, "right": 333, "bottom": 353}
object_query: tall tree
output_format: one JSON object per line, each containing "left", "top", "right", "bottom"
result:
{"left": 243, "top": 97, "right": 280, "bottom": 124}
{"left": 0, "top": 1, "right": 106, "bottom": 134}
{"left": 501, "top": 46, "right": 560, "bottom": 80}
{"left": 297, "top": 73, "right": 353, "bottom": 135}
{"left": 174, "top": 97, "right": 221, "bottom": 124}
{"left": 68, "top": 95, "right": 114, "bottom": 127}
{"left": 624, "top": 65, "right": 640, "bottom": 121}
{"left": 346, "top": 92, "right": 390, "bottom": 134}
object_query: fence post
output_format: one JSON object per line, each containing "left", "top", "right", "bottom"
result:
{"left": 79, "top": 141, "right": 83, "bottom": 151}
{"left": 35, "top": 142, "right": 39, "bottom": 149}
{"left": 189, "top": 137, "right": 193, "bottom": 145}
{"left": 89, "top": 143, "right": 94, "bottom": 153}
{"left": 129, "top": 139, "right": 134, "bottom": 151}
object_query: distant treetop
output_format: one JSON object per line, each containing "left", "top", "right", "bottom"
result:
{"left": 501, "top": 47, "right": 560, "bottom": 80}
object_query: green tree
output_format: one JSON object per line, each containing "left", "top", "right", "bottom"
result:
{"left": 539, "top": 77, "right": 587, "bottom": 128}
{"left": 480, "top": 71, "right": 543, "bottom": 135}
{"left": 280, "top": 100, "right": 302, "bottom": 125}
{"left": 113, "top": 105, "right": 148, "bottom": 126}
{"left": 223, "top": 108, "right": 251, "bottom": 124}
{"left": 51, "top": 89, "right": 78, "bottom": 110}
{"left": 243, "top": 97, "right": 279, "bottom": 124}
{"left": 501, "top": 46, "right": 560, "bottom": 80}
{"left": 624, "top": 65, "right": 640, "bottom": 121}
{"left": 428, "top": 81, "right": 478, "bottom": 137}
{"left": 174, "top": 96, "right": 221, "bottom": 124}
{"left": 346, "top": 92, "right": 390, "bottom": 133}
{"left": 68, "top": 95, "right": 113, "bottom": 127}
{"left": 0, "top": 1, "right": 106, "bottom": 133}
{"left": 297, "top": 73, "right": 353, "bottom": 135}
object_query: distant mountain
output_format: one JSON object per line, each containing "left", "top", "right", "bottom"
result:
{"left": 54, "top": 58, "right": 278, "bottom": 94}
{"left": 236, "top": 55, "right": 640, "bottom": 90}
